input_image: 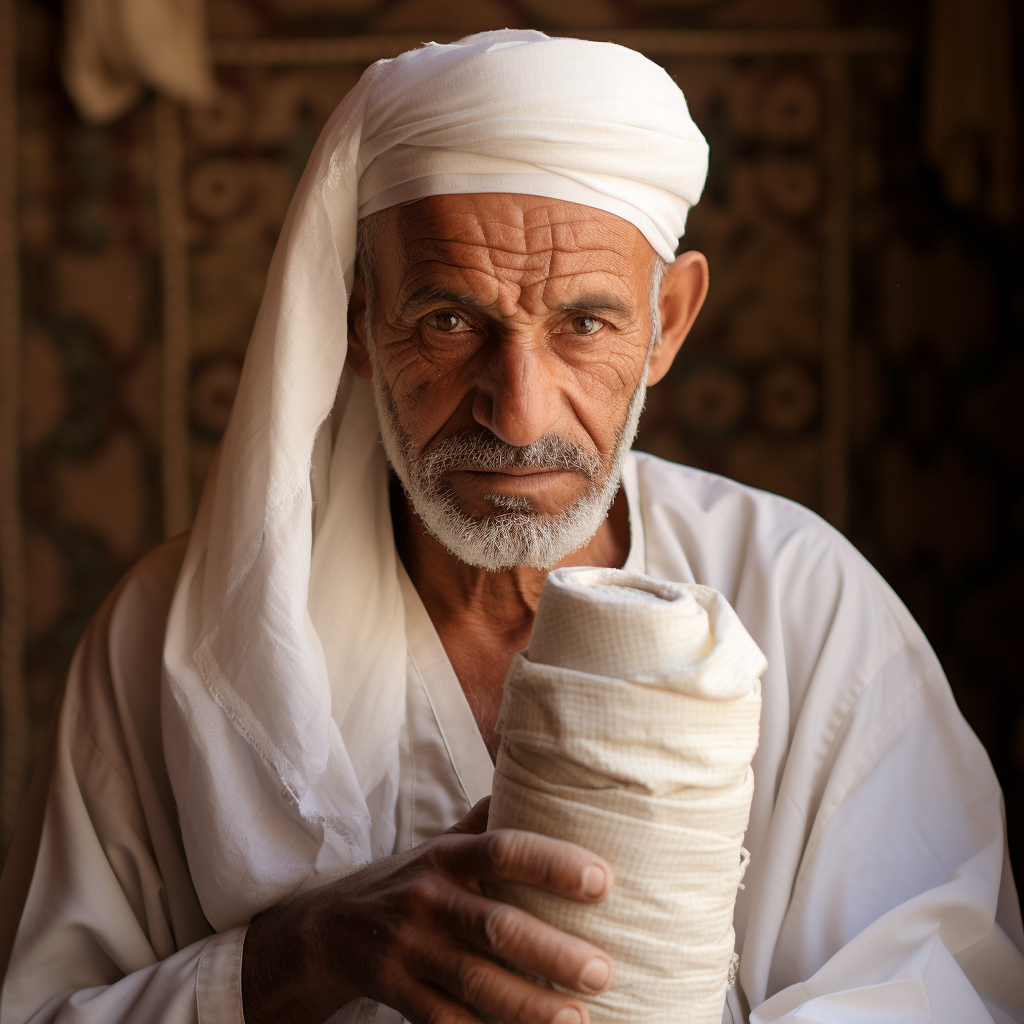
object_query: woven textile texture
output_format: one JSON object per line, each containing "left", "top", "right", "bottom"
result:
{"left": 486, "top": 567, "right": 767, "bottom": 1023}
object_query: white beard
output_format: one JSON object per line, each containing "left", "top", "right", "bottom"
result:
{"left": 365, "top": 283, "right": 660, "bottom": 571}
{"left": 370, "top": 362, "right": 648, "bottom": 571}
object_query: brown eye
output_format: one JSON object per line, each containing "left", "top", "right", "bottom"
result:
{"left": 426, "top": 311, "right": 470, "bottom": 333}
{"left": 571, "top": 316, "right": 603, "bottom": 335}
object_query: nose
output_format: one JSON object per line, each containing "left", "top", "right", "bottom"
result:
{"left": 471, "top": 337, "right": 562, "bottom": 447}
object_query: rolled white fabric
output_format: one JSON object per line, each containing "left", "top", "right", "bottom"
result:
{"left": 487, "top": 567, "right": 767, "bottom": 1023}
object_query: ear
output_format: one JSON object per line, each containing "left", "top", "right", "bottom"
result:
{"left": 647, "top": 251, "right": 709, "bottom": 386}
{"left": 346, "top": 272, "right": 373, "bottom": 380}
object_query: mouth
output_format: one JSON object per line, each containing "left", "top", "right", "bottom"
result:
{"left": 445, "top": 466, "right": 592, "bottom": 514}
{"left": 449, "top": 467, "right": 586, "bottom": 491}
{"left": 457, "top": 466, "right": 574, "bottom": 478}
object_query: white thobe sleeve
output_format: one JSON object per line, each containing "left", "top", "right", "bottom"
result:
{"left": 744, "top": 647, "right": 1024, "bottom": 1024}
{"left": 0, "top": 539, "right": 248, "bottom": 1024}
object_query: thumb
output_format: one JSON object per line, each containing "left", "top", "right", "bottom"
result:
{"left": 446, "top": 796, "right": 491, "bottom": 835}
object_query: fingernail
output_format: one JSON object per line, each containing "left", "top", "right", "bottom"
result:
{"left": 580, "top": 957, "right": 611, "bottom": 993}
{"left": 552, "top": 1009, "right": 582, "bottom": 1024}
{"left": 581, "top": 866, "right": 606, "bottom": 897}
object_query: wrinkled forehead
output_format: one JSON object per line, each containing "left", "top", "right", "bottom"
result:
{"left": 366, "top": 193, "right": 659, "bottom": 281}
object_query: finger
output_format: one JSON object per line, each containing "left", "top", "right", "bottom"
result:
{"left": 389, "top": 975, "right": 482, "bottom": 1024}
{"left": 426, "top": 943, "right": 592, "bottom": 1024}
{"left": 446, "top": 797, "right": 491, "bottom": 836}
{"left": 441, "top": 885, "right": 614, "bottom": 996}
{"left": 441, "top": 828, "right": 614, "bottom": 903}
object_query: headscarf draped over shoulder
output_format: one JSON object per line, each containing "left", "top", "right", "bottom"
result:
{"left": 161, "top": 28, "right": 709, "bottom": 935}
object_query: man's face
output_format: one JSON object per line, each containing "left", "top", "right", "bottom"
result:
{"left": 351, "top": 193, "right": 666, "bottom": 569}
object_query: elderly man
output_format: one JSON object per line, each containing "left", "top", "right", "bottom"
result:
{"left": 2, "top": 28, "right": 1022, "bottom": 1024}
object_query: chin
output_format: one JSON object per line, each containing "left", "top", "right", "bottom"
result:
{"left": 418, "top": 483, "right": 614, "bottom": 574}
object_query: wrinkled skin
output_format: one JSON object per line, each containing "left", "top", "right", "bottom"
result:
{"left": 241, "top": 194, "right": 708, "bottom": 1024}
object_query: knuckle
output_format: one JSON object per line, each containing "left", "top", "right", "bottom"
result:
{"left": 536, "top": 852, "right": 560, "bottom": 889}
{"left": 504, "top": 990, "right": 536, "bottom": 1024}
{"left": 415, "top": 875, "right": 441, "bottom": 907}
{"left": 485, "top": 829, "right": 522, "bottom": 877}
{"left": 482, "top": 903, "right": 522, "bottom": 953}
{"left": 416, "top": 842, "right": 459, "bottom": 885}
{"left": 403, "top": 872, "right": 444, "bottom": 916}
{"left": 456, "top": 958, "right": 492, "bottom": 1006}
{"left": 423, "top": 836, "right": 453, "bottom": 866}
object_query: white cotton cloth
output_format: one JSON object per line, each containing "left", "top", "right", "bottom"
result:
{"left": 487, "top": 567, "right": 766, "bottom": 1023}
{"left": 160, "top": 29, "right": 709, "bottom": 934}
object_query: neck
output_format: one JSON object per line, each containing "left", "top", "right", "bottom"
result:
{"left": 395, "top": 481, "right": 631, "bottom": 757}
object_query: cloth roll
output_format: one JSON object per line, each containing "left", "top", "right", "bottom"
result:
{"left": 486, "top": 567, "right": 767, "bottom": 1023}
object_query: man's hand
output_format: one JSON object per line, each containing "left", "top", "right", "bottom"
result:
{"left": 241, "top": 798, "right": 615, "bottom": 1024}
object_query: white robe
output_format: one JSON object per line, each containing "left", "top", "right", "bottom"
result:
{"left": 2, "top": 452, "right": 1022, "bottom": 1024}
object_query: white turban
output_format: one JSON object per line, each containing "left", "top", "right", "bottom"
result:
{"left": 161, "top": 28, "right": 709, "bottom": 936}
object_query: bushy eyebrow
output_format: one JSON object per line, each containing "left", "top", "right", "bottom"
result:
{"left": 400, "top": 284, "right": 481, "bottom": 316}
{"left": 559, "top": 295, "right": 634, "bottom": 320}
{"left": 400, "top": 284, "right": 636, "bottom": 322}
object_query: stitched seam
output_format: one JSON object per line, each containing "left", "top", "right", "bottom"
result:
{"left": 407, "top": 644, "right": 472, "bottom": 806}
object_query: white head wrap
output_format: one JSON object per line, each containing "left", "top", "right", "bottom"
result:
{"left": 161, "top": 28, "right": 708, "bottom": 933}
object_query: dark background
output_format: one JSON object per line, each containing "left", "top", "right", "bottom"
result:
{"left": 4, "top": 0, "right": 1023, "bottom": 893}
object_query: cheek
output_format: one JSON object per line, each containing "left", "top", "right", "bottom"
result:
{"left": 380, "top": 335, "right": 437, "bottom": 397}
{"left": 377, "top": 331, "right": 477, "bottom": 444}
{"left": 562, "top": 334, "right": 650, "bottom": 454}
{"left": 554, "top": 321, "right": 649, "bottom": 390}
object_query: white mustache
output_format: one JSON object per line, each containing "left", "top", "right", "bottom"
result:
{"left": 415, "top": 431, "right": 602, "bottom": 487}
